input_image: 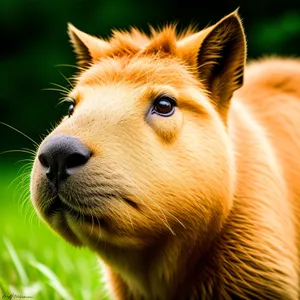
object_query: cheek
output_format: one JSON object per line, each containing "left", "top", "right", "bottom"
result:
{"left": 138, "top": 121, "right": 234, "bottom": 233}
{"left": 146, "top": 108, "right": 183, "bottom": 143}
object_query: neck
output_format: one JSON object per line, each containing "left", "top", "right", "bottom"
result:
{"left": 96, "top": 100, "right": 296, "bottom": 299}
{"left": 95, "top": 235, "right": 213, "bottom": 300}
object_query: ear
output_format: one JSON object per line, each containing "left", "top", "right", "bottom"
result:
{"left": 197, "top": 11, "right": 246, "bottom": 117}
{"left": 67, "top": 23, "right": 111, "bottom": 68}
{"left": 177, "top": 28, "right": 212, "bottom": 65}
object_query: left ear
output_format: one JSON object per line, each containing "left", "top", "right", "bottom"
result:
{"left": 68, "top": 23, "right": 111, "bottom": 68}
{"left": 197, "top": 11, "right": 246, "bottom": 116}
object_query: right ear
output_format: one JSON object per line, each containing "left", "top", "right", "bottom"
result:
{"left": 177, "top": 11, "right": 246, "bottom": 119}
{"left": 67, "top": 23, "right": 111, "bottom": 68}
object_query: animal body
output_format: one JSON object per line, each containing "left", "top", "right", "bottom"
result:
{"left": 30, "top": 10, "right": 300, "bottom": 299}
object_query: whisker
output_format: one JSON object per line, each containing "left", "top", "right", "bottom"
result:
{"left": 93, "top": 153, "right": 186, "bottom": 232}
{"left": 42, "top": 87, "right": 68, "bottom": 94}
{"left": 42, "top": 85, "right": 70, "bottom": 101}
{"left": 19, "top": 189, "right": 31, "bottom": 208}
{"left": 0, "top": 122, "right": 39, "bottom": 147}
{"left": 57, "top": 96, "right": 74, "bottom": 107}
{"left": 15, "top": 160, "right": 33, "bottom": 175}
{"left": 54, "top": 63, "right": 86, "bottom": 72}
{"left": 117, "top": 167, "right": 176, "bottom": 235}
{"left": 153, "top": 204, "right": 186, "bottom": 229}
{"left": 50, "top": 82, "right": 71, "bottom": 93}
{"left": 38, "top": 194, "right": 57, "bottom": 213}
{"left": 19, "top": 189, "right": 31, "bottom": 214}
{"left": 16, "top": 175, "right": 30, "bottom": 196}
{"left": 66, "top": 193, "right": 86, "bottom": 230}
{"left": 0, "top": 149, "right": 36, "bottom": 156}
{"left": 15, "top": 159, "right": 35, "bottom": 167}
{"left": 6, "top": 171, "right": 29, "bottom": 193}
{"left": 22, "top": 199, "right": 35, "bottom": 225}
{"left": 59, "top": 72, "right": 74, "bottom": 89}
{"left": 23, "top": 147, "right": 37, "bottom": 154}
{"left": 29, "top": 207, "right": 38, "bottom": 227}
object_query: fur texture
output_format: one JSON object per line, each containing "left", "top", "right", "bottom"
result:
{"left": 31, "top": 11, "right": 300, "bottom": 299}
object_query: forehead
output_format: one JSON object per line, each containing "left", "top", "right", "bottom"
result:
{"left": 76, "top": 55, "right": 202, "bottom": 90}
{"left": 70, "top": 56, "right": 211, "bottom": 121}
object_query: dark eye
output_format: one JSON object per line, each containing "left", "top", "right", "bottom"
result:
{"left": 68, "top": 103, "right": 75, "bottom": 117}
{"left": 152, "top": 95, "right": 176, "bottom": 117}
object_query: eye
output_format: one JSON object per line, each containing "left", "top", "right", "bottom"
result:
{"left": 152, "top": 95, "right": 176, "bottom": 117}
{"left": 68, "top": 103, "right": 75, "bottom": 117}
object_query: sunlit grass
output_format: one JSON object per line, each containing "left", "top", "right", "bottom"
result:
{"left": 0, "top": 162, "right": 109, "bottom": 299}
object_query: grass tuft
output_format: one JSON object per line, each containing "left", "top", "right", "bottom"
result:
{"left": 4, "top": 238, "right": 29, "bottom": 286}
{"left": 30, "top": 261, "right": 72, "bottom": 300}
{"left": 0, "top": 163, "right": 107, "bottom": 299}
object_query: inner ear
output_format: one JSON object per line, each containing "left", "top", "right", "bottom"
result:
{"left": 69, "top": 29, "right": 92, "bottom": 68}
{"left": 197, "top": 12, "right": 246, "bottom": 116}
{"left": 68, "top": 23, "right": 111, "bottom": 68}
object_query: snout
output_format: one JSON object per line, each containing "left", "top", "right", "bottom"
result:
{"left": 31, "top": 134, "right": 95, "bottom": 245}
{"left": 31, "top": 132, "right": 142, "bottom": 247}
{"left": 38, "top": 134, "right": 92, "bottom": 187}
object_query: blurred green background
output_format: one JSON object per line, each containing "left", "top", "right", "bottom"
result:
{"left": 1, "top": 0, "right": 300, "bottom": 155}
{"left": 1, "top": 0, "right": 300, "bottom": 299}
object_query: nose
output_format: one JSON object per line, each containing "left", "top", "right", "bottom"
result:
{"left": 38, "top": 134, "right": 91, "bottom": 186}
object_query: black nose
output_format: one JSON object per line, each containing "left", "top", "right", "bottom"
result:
{"left": 38, "top": 134, "right": 91, "bottom": 186}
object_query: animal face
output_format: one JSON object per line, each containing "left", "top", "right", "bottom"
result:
{"left": 31, "top": 11, "right": 245, "bottom": 252}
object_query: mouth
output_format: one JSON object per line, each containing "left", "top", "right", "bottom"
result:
{"left": 44, "top": 196, "right": 103, "bottom": 225}
{"left": 35, "top": 187, "right": 138, "bottom": 246}
{"left": 40, "top": 195, "right": 107, "bottom": 246}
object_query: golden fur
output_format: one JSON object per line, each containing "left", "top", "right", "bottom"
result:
{"left": 31, "top": 10, "right": 300, "bottom": 299}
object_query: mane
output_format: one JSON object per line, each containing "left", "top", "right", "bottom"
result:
{"left": 106, "top": 24, "right": 199, "bottom": 58}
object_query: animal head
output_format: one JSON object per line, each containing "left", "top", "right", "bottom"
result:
{"left": 31, "top": 11, "right": 245, "bottom": 252}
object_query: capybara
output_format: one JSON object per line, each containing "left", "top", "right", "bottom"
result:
{"left": 31, "top": 10, "right": 300, "bottom": 299}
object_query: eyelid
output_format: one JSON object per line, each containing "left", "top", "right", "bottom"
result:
{"left": 152, "top": 93, "right": 177, "bottom": 106}
{"left": 66, "top": 96, "right": 77, "bottom": 105}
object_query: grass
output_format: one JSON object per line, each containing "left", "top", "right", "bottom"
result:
{"left": 0, "top": 161, "right": 109, "bottom": 299}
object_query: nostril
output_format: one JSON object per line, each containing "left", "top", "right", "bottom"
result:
{"left": 37, "top": 134, "right": 92, "bottom": 186}
{"left": 38, "top": 153, "right": 50, "bottom": 168}
{"left": 66, "top": 152, "right": 91, "bottom": 169}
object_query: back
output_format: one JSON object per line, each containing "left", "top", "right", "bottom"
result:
{"left": 236, "top": 58, "right": 300, "bottom": 248}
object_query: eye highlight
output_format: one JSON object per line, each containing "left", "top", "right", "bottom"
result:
{"left": 68, "top": 103, "right": 75, "bottom": 117}
{"left": 65, "top": 96, "right": 76, "bottom": 118}
{"left": 151, "top": 95, "right": 176, "bottom": 117}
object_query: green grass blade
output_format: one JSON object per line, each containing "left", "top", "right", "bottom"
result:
{"left": 30, "top": 260, "right": 73, "bottom": 300}
{"left": 3, "top": 237, "right": 28, "bottom": 286}
{"left": 0, "top": 276, "right": 10, "bottom": 294}
{"left": 22, "top": 282, "right": 43, "bottom": 297}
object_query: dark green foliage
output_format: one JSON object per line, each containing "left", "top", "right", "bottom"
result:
{"left": 1, "top": 0, "right": 300, "bottom": 156}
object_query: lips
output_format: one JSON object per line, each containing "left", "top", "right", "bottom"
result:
{"left": 45, "top": 195, "right": 102, "bottom": 225}
{"left": 35, "top": 193, "right": 109, "bottom": 247}
{"left": 35, "top": 180, "right": 138, "bottom": 244}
